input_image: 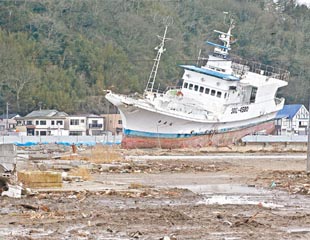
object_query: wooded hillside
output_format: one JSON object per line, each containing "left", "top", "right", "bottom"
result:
{"left": 0, "top": 0, "right": 309, "bottom": 115}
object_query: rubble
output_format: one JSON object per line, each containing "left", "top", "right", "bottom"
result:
{"left": 0, "top": 144, "right": 310, "bottom": 239}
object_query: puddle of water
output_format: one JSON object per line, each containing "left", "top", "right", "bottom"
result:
{"left": 170, "top": 183, "right": 310, "bottom": 212}
{"left": 0, "top": 227, "right": 28, "bottom": 237}
{"left": 179, "top": 183, "right": 264, "bottom": 195}
{"left": 199, "top": 195, "right": 284, "bottom": 209}
{"left": 285, "top": 227, "right": 310, "bottom": 234}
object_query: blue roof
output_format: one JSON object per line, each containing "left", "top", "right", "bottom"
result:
{"left": 276, "top": 104, "right": 303, "bottom": 119}
{"left": 179, "top": 65, "right": 239, "bottom": 81}
{"left": 206, "top": 41, "right": 230, "bottom": 50}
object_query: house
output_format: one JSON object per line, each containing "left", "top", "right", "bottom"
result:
{"left": 67, "top": 115, "right": 87, "bottom": 136}
{"left": 0, "top": 113, "right": 20, "bottom": 135}
{"left": 16, "top": 110, "right": 69, "bottom": 136}
{"left": 67, "top": 114, "right": 104, "bottom": 136}
{"left": 102, "top": 114, "right": 123, "bottom": 135}
{"left": 275, "top": 104, "right": 309, "bottom": 135}
{"left": 86, "top": 114, "right": 105, "bottom": 136}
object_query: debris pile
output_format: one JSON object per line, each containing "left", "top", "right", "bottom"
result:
{"left": 254, "top": 170, "right": 310, "bottom": 195}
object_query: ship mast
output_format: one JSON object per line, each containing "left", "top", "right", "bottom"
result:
{"left": 144, "top": 25, "right": 170, "bottom": 96}
{"left": 206, "top": 19, "right": 235, "bottom": 58}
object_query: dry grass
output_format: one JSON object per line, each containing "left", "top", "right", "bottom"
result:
{"left": 83, "top": 145, "right": 124, "bottom": 164}
{"left": 128, "top": 183, "right": 147, "bottom": 189}
{"left": 60, "top": 155, "right": 89, "bottom": 161}
{"left": 68, "top": 167, "right": 91, "bottom": 181}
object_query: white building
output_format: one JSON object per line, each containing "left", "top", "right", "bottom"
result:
{"left": 86, "top": 115, "right": 104, "bottom": 136}
{"left": 16, "top": 110, "right": 69, "bottom": 136}
{"left": 275, "top": 104, "right": 309, "bottom": 135}
{"left": 0, "top": 113, "right": 20, "bottom": 135}
{"left": 67, "top": 116, "right": 87, "bottom": 136}
{"left": 67, "top": 114, "right": 104, "bottom": 136}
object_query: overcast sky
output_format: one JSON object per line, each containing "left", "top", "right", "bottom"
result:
{"left": 296, "top": 0, "right": 310, "bottom": 6}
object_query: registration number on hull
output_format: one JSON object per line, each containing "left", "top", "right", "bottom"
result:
{"left": 231, "top": 106, "right": 249, "bottom": 114}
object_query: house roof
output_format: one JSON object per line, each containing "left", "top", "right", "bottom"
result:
{"left": 24, "top": 110, "right": 68, "bottom": 118}
{"left": 0, "top": 113, "right": 20, "bottom": 119}
{"left": 276, "top": 104, "right": 303, "bottom": 119}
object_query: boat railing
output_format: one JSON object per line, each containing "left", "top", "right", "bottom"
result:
{"left": 231, "top": 57, "right": 290, "bottom": 81}
{"left": 165, "top": 86, "right": 182, "bottom": 91}
{"left": 275, "top": 97, "right": 284, "bottom": 105}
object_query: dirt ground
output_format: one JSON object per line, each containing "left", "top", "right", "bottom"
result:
{"left": 1, "top": 145, "right": 310, "bottom": 239}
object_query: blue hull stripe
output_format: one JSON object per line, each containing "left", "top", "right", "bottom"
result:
{"left": 123, "top": 119, "right": 273, "bottom": 139}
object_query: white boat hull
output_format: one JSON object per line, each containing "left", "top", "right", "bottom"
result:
{"left": 106, "top": 93, "right": 277, "bottom": 148}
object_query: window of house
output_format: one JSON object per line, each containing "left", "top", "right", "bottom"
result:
{"left": 81, "top": 119, "right": 85, "bottom": 123}
{"left": 216, "top": 91, "right": 222, "bottom": 98}
{"left": 118, "top": 120, "right": 122, "bottom": 124}
{"left": 26, "top": 121, "right": 33, "bottom": 125}
{"left": 189, "top": 84, "right": 193, "bottom": 90}
{"left": 40, "top": 131, "right": 47, "bottom": 136}
{"left": 35, "top": 120, "right": 39, "bottom": 125}
{"left": 56, "top": 120, "right": 63, "bottom": 125}
{"left": 194, "top": 85, "right": 198, "bottom": 91}
{"left": 70, "top": 119, "right": 79, "bottom": 125}
{"left": 183, "top": 82, "right": 188, "bottom": 88}
{"left": 69, "top": 131, "right": 83, "bottom": 136}
{"left": 51, "top": 120, "right": 55, "bottom": 125}
{"left": 205, "top": 88, "right": 210, "bottom": 94}
{"left": 211, "top": 90, "right": 216, "bottom": 96}
{"left": 199, "top": 86, "right": 204, "bottom": 93}
{"left": 40, "top": 120, "right": 46, "bottom": 125}
{"left": 35, "top": 131, "right": 39, "bottom": 136}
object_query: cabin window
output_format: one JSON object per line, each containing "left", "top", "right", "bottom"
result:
{"left": 211, "top": 90, "right": 216, "bottom": 96}
{"left": 205, "top": 88, "right": 210, "bottom": 94}
{"left": 199, "top": 86, "right": 204, "bottom": 93}
{"left": 189, "top": 84, "right": 193, "bottom": 90}
{"left": 216, "top": 91, "right": 222, "bottom": 98}
{"left": 250, "top": 87, "right": 258, "bottom": 103}
{"left": 224, "top": 93, "right": 227, "bottom": 98}
{"left": 194, "top": 85, "right": 198, "bottom": 91}
{"left": 184, "top": 82, "right": 188, "bottom": 88}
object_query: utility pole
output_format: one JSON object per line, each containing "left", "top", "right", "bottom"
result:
{"left": 6, "top": 102, "right": 9, "bottom": 132}
{"left": 307, "top": 97, "right": 310, "bottom": 173}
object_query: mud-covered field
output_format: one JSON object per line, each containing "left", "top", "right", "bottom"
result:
{"left": 1, "top": 146, "right": 310, "bottom": 239}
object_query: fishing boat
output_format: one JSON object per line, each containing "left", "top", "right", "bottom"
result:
{"left": 105, "top": 21, "right": 289, "bottom": 149}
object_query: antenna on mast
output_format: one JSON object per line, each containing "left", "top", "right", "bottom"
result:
{"left": 144, "top": 21, "right": 172, "bottom": 96}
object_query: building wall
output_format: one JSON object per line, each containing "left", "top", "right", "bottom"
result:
{"left": 67, "top": 116, "right": 87, "bottom": 136}
{"left": 18, "top": 118, "right": 67, "bottom": 136}
{"left": 102, "top": 114, "right": 123, "bottom": 135}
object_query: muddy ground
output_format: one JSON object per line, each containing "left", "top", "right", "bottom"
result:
{"left": 1, "top": 145, "right": 310, "bottom": 239}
